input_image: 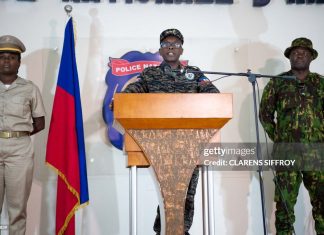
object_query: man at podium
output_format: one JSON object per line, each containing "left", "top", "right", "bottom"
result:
{"left": 123, "top": 28, "right": 219, "bottom": 235}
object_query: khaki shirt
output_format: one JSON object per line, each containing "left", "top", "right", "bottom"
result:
{"left": 0, "top": 76, "right": 45, "bottom": 132}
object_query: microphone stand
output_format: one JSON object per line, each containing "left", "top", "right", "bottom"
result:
{"left": 177, "top": 68, "right": 295, "bottom": 235}
{"left": 246, "top": 69, "right": 268, "bottom": 235}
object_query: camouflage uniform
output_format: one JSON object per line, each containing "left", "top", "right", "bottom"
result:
{"left": 123, "top": 61, "right": 219, "bottom": 234}
{"left": 123, "top": 61, "right": 219, "bottom": 94}
{"left": 259, "top": 70, "right": 324, "bottom": 235}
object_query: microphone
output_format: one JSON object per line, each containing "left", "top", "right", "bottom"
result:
{"left": 162, "top": 63, "right": 172, "bottom": 73}
{"left": 171, "top": 67, "right": 201, "bottom": 81}
{"left": 162, "top": 63, "right": 177, "bottom": 79}
{"left": 179, "top": 67, "right": 217, "bottom": 84}
{"left": 176, "top": 68, "right": 297, "bottom": 82}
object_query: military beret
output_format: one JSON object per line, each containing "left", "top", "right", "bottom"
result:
{"left": 284, "top": 37, "right": 318, "bottom": 60}
{"left": 0, "top": 35, "right": 26, "bottom": 54}
{"left": 160, "top": 29, "right": 184, "bottom": 44}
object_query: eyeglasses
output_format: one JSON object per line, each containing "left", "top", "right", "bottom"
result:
{"left": 160, "top": 42, "right": 182, "bottom": 49}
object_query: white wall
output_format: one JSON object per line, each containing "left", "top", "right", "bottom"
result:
{"left": 1, "top": 0, "right": 323, "bottom": 234}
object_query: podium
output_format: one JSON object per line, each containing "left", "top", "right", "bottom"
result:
{"left": 114, "top": 93, "right": 232, "bottom": 235}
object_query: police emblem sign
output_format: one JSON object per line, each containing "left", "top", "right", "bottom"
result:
{"left": 103, "top": 51, "right": 162, "bottom": 150}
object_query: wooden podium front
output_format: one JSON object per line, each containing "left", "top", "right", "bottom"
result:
{"left": 114, "top": 93, "right": 232, "bottom": 235}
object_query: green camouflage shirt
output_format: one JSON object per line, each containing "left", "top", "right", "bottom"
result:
{"left": 259, "top": 71, "right": 324, "bottom": 143}
{"left": 123, "top": 61, "right": 219, "bottom": 94}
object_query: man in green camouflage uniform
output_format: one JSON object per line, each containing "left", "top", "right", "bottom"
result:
{"left": 259, "top": 37, "right": 324, "bottom": 235}
{"left": 123, "top": 29, "right": 219, "bottom": 235}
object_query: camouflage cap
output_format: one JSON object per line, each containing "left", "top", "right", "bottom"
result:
{"left": 0, "top": 35, "right": 26, "bottom": 54}
{"left": 284, "top": 37, "right": 318, "bottom": 60}
{"left": 160, "top": 29, "right": 184, "bottom": 44}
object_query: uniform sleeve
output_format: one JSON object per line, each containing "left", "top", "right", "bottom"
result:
{"left": 190, "top": 67, "right": 219, "bottom": 93}
{"left": 198, "top": 77, "right": 220, "bottom": 93}
{"left": 122, "top": 74, "right": 149, "bottom": 93}
{"left": 259, "top": 79, "right": 277, "bottom": 141}
{"left": 31, "top": 84, "right": 46, "bottom": 118}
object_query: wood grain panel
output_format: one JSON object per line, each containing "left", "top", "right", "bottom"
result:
{"left": 128, "top": 129, "right": 217, "bottom": 235}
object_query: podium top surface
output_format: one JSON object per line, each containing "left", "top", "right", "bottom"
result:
{"left": 114, "top": 93, "right": 233, "bottom": 129}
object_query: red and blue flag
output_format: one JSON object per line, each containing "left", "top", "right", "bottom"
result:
{"left": 46, "top": 17, "right": 89, "bottom": 235}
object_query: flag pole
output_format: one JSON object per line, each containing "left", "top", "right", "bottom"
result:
{"left": 64, "top": 5, "right": 77, "bottom": 46}
{"left": 45, "top": 5, "right": 89, "bottom": 235}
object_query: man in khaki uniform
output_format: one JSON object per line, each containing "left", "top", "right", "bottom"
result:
{"left": 0, "top": 35, "right": 45, "bottom": 235}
